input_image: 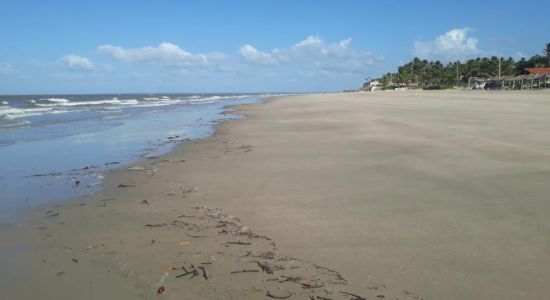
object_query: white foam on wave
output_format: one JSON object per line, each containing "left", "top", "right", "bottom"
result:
{"left": 133, "top": 98, "right": 183, "bottom": 108}
{"left": 1, "top": 94, "right": 265, "bottom": 121}
{"left": 35, "top": 98, "right": 139, "bottom": 107}
{"left": 188, "top": 95, "right": 252, "bottom": 103}
{"left": 40, "top": 98, "right": 70, "bottom": 103}
{"left": 201, "top": 96, "right": 222, "bottom": 101}
{"left": 188, "top": 100, "right": 216, "bottom": 105}
{"left": 0, "top": 105, "right": 75, "bottom": 119}
{"left": 188, "top": 96, "right": 220, "bottom": 102}
{"left": 143, "top": 94, "right": 253, "bottom": 106}
{"left": 0, "top": 106, "right": 54, "bottom": 119}
{"left": 114, "top": 96, "right": 183, "bottom": 108}
{"left": 143, "top": 96, "right": 173, "bottom": 101}
{"left": 49, "top": 110, "right": 73, "bottom": 115}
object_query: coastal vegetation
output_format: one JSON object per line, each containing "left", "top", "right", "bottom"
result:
{"left": 374, "top": 42, "right": 550, "bottom": 90}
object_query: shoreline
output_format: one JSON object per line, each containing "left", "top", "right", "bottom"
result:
{"left": 3, "top": 89, "right": 550, "bottom": 299}
{"left": 6, "top": 96, "right": 274, "bottom": 224}
{"left": 8, "top": 95, "right": 280, "bottom": 223}
{"left": 0, "top": 94, "right": 273, "bottom": 219}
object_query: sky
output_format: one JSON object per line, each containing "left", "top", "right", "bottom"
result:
{"left": 1, "top": 0, "right": 549, "bottom": 94}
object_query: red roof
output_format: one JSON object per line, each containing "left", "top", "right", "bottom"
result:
{"left": 525, "top": 67, "right": 550, "bottom": 74}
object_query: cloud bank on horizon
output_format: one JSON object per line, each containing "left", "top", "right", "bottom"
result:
{"left": 95, "top": 35, "right": 379, "bottom": 75}
{"left": 1, "top": 34, "right": 388, "bottom": 93}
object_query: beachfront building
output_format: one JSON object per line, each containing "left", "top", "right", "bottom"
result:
{"left": 525, "top": 67, "right": 550, "bottom": 88}
{"left": 362, "top": 80, "right": 382, "bottom": 91}
{"left": 468, "top": 68, "right": 549, "bottom": 90}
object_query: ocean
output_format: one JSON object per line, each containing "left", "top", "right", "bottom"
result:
{"left": 0, "top": 93, "right": 273, "bottom": 221}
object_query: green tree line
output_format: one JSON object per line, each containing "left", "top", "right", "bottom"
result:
{"left": 375, "top": 42, "right": 550, "bottom": 89}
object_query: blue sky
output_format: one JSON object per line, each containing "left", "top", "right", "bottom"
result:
{"left": 1, "top": 0, "right": 549, "bottom": 94}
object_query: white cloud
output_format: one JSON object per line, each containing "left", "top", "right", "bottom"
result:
{"left": 94, "top": 36, "right": 378, "bottom": 79}
{"left": 84, "top": 36, "right": 380, "bottom": 91}
{"left": 63, "top": 54, "right": 95, "bottom": 70}
{"left": 0, "top": 62, "right": 17, "bottom": 76}
{"left": 414, "top": 28, "right": 480, "bottom": 61}
{"left": 293, "top": 34, "right": 324, "bottom": 48}
{"left": 240, "top": 35, "right": 379, "bottom": 74}
{"left": 239, "top": 44, "right": 276, "bottom": 65}
{"left": 98, "top": 42, "right": 227, "bottom": 69}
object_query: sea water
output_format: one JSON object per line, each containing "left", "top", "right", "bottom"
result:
{"left": 0, "top": 93, "right": 273, "bottom": 221}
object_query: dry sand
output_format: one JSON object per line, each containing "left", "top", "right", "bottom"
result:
{"left": 2, "top": 90, "right": 550, "bottom": 299}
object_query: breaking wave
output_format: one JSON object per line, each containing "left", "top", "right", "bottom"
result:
{"left": 0, "top": 94, "right": 264, "bottom": 130}
{"left": 40, "top": 98, "right": 70, "bottom": 103}
{"left": 35, "top": 98, "right": 139, "bottom": 107}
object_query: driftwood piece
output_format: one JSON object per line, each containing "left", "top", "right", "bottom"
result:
{"left": 226, "top": 241, "right": 252, "bottom": 245}
{"left": 145, "top": 223, "right": 167, "bottom": 228}
{"left": 177, "top": 214, "right": 194, "bottom": 218}
{"left": 230, "top": 269, "right": 259, "bottom": 274}
{"left": 189, "top": 265, "right": 199, "bottom": 279}
{"left": 187, "top": 234, "right": 208, "bottom": 238}
{"left": 118, "top": 184, "right": 136, "bottom": 188}
{"left": 280, "top": 275, "right": 301, "bottom": 282}
{"left": 266, "top": 291, "right": 293, "bottom": 299}
{"left": 339, "top": 291, "right": 366, "bottom": 300}
{"left": 198, "top": 266, "right": 208, "bottom": 280}
{"left": 175, "top": 265, "right": 199, "bottom": 279}
{"left": 310, "top": 296, "right": 332, "bottom": 300}
{"left": 175, "top": 270, "right": 194, "bottom": 278}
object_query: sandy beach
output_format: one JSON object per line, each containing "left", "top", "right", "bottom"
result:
{"left": 2, "top": 90, "right": 550, "bottom": 300}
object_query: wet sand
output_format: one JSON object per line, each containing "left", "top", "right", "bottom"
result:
{"left": 2, "top": 90, "right": 550, "bottom": 299}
